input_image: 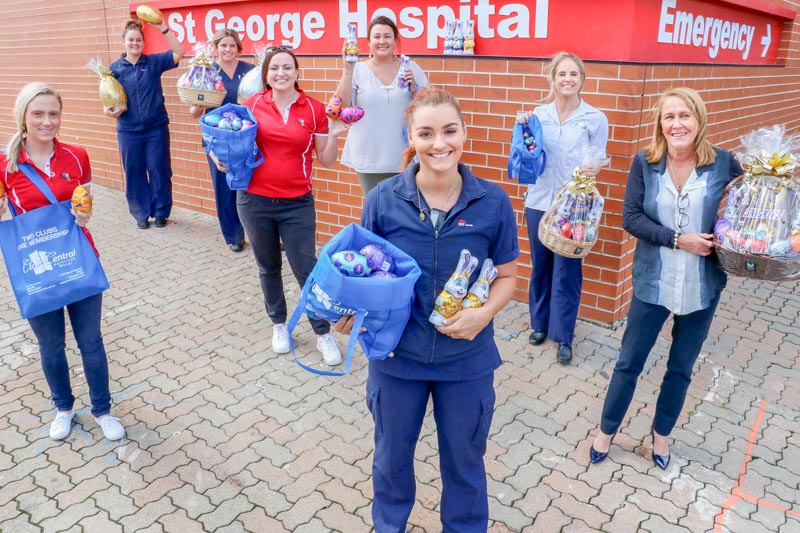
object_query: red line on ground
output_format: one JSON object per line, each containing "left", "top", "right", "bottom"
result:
{"left": 735, "top": 490, "right": 800, "bottom": 518}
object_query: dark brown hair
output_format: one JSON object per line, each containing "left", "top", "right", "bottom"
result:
{"left": 122, "top": 19, "right": 144, "bottom": 40}
{"left": 261, "top": 47, "right": 301, "bottom": 91}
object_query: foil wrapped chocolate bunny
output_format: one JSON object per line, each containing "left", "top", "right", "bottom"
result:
{"left": 429, "top": 249, "right": 478, "bottom": 326}
{"left": 344, "top": 23, "right": 359, "bottom": 62}
{"left": 461, "top": 259, "right": 498, "bottom": 309}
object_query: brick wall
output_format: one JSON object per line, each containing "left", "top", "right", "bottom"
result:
{"left": 2, "top": 0, "right": 799, "bottom": 326}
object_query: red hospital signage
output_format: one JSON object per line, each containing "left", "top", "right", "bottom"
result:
{"left": 132, "top": 0, "right": 793, "bottom": 65}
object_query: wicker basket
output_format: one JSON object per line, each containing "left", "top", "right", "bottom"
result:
{"left": 715, "top": 242, "right": 800, "bottom": 282}
{"left": 538, "top": 208, "right": 597, "bottom": 258}
{"left": 177, "top": 87, "right": 225, "bottom": 107}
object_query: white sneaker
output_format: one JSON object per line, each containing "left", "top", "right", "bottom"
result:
{"left": 316, "top": 333, "right": 342, "bottom": 366}
{"left": 272, "top": 323, "right": 290, "bottom": 354}
{"left": 49, "top": 410, "right": 74, "bottom": 440}
{"left": 95, "top": 415, "right": 125, "bottom": 441}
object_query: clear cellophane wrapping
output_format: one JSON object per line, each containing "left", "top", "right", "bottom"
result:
{"left": 86, "top": 57, "right": 127, "bottom": 113}
{"left": 237, "top": 43, "right": 267, "bottom": 104}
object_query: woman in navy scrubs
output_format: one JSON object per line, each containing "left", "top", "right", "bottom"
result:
{"left": 189, "top": 28, "right": 254, "bottom": 252}
{"left": 105, "top": 18, "right": 184, "bottom": 229}
{"left": 339, "top": 87, "right": 519, "bottom": 532}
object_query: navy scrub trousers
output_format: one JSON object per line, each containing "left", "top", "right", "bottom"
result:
{"left": 600, "top": 292, "right": 721, "bottom": 437}
{"left": 118, "top": 125, "right": 173, "bottom": 223}
{"left": 206, "top": 154, "right": 244, "bottom": 245}
{"left": 526, "top": 208, "right": 583, "bottom": 347}
{"left": 366, "top": 365, "right": 495, "bottom": 532}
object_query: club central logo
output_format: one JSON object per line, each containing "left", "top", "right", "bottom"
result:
{"left": 23, "top": 250, "right": 55, "bottom": 275}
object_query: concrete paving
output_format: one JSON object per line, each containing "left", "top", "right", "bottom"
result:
{"left": 0, "top": 184, "right": 798, "bottom": 532}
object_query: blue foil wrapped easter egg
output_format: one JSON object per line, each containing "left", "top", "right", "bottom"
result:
{"left": 359, "top": 244, "right": 395, "bottom": 273}
{"left": 218, "top": 118, "right": 232, "bottom": 130}
{"left": 768, "top": 240, "right": 791, "bottom": 255}
{"left": 714, "top": 218, "right": 733, "bottom": 241}
{"left": 331, "top": 250, "right": 372, "bottom": 277}
{"left": 203, "top": 114, "right": 222, "bottom": 127}
{"left": 204, "top": 82, "right": 214, "bottom": 90}
{"left": 231, "top": 118, "right": 243, "bottom": 131}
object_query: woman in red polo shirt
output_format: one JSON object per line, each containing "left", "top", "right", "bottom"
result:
{"left": 0, "top": 82, "right": 124, "bottom": 442}
{"left": 239, "top": 47, "right": 347, "bottom": 366}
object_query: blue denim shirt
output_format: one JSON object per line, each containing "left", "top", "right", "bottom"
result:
{"left": 623, "top": 148, "right": 743, "bottom": 313}
{"left": 110, "top": 50, "right": 178, "bottom": 132}
{"left": 361, "top": 163, "right": 519, "bottom": 373}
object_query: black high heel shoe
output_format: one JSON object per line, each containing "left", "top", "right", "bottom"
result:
{"left": 589, "top": 432, "right": 615, "bottom": 464}
{"left": 651, "top": 428, "right": 671, "bottom": 470}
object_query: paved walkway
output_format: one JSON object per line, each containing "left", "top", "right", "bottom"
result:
{"left": 0, "top": 185, "right": 798, "bottom": 532}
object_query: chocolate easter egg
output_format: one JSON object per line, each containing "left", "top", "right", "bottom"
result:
{"left": 326, "top": 94, "right": 343, "bottom": 120}
{"left": 560, "top": 222, "right": 572, "bottom": 238}
{"left": 340, "top": 106, "right": 365, "bottom": 124}
{"left": 136, "top": 5, "right": 163, "bottom": 24}
{"left": 0, "top": 181, "right": 4, "bottom": 199}
{"left": 71, "top": 185, "right": 92, "bottom": 214}
{"left": 331, "top": 250, "right": 372, "bottom": 277}
{"left": 359, "top": 244, "right": 395, "bottom": 273}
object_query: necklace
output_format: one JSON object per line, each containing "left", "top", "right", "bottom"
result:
{"left": 417, "top": 178, "right": 461, "bottom": 222}
{"left": 666, "top": 156, "right": 695, "bottom": 193}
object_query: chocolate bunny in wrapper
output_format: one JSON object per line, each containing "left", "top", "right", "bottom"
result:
{"left": 429, "top": 249, "right": 478, "bottom": 326}
{"left": 715, "top": 125, "right": 800, "bottom": 257}
{"left": 87, "top": 57, "right": 127, "bottom": 113}
{"left": 461, "top": 259, "right": 498, "bottom": 309}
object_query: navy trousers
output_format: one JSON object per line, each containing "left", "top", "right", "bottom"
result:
{"left": 27, "top": 293, "right": 111, "bottom": 417}
{"left": 366, "top": 365, "right": 495, "bottom": 533}
{"left": 237, "top": 191, "right": 329, "bottom": 335}
{"left": 206, "top": 154, "right": 244, "bottom": 245}
{"left": 600, "top": 292, "right": 721, "bottom": 436}
{"left": 118, "top": 125, "right": 173, "bottom": 223}
{"left": 526, "top": 208, "right": 583, "bottom": 346}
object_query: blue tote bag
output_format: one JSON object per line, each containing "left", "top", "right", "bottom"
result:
{"left": 287, "top": 223, "right": 422, "bottom": 376}
{"left": 0, "top": 163, "right": 109, "bottom": 319}
{"left": 200, "top": 102, "right": 263, "bottom": 190}
{"left": 508, "top": 115, "right": 546, "bottom": 184}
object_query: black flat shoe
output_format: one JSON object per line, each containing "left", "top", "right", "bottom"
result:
{"left": 556, "top": 344, "right": 572, "bottom": 364}
{"left": 590, "top": 433, "right": 615, "bottom": 464}
{"left": 651, "top": 428, "right": 671, "bottom": 470}
{"left": 528, "top": 331, "right": 547, "bottom": 346}
{"left": 136, "top": 219, "right": 150, "bottom": 229}
{"left": 229, "top": 241, "right": 244, "bottom": 253}
{"left": 154, "top": 217, "right": 167, "bottom": 228}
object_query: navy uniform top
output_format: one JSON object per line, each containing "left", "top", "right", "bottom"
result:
{"left": 361, "top": 162, "right": 520, "bottom": 381}
{"left": 110, "top": 50, "right": 179, "bottom": 132}
{"left": 213, "top": 61, "right": 255, "bottom": 106}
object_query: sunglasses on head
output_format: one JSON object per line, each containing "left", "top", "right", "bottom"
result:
{"left": 265, "top": 45, "right": 294, "bottom": 54}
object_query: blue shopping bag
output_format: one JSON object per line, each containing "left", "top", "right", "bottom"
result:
{"left": 508, "top": 115, "right": 546, "bottom": 184}
{"left": 0, "top": 164, "right": 109, "bottom": 319}
{"left": 287, "top": 223, "right": 422, "bottom": 376}
{"left": 200, "top": 103, "right": 263, "bottom": 190}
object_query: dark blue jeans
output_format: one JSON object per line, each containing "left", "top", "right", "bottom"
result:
{"left": 526, "top": 208, "right": 583, "bottom": 346}
{"left": 27, "top": 293, "right": 111, "bottom": 417}
{"left": 206, "top": 154, "right": 244, "bottom": 245}
{"left": 118, "top": 125, "right": 173, "bottom": 223}
{"left": 237, "top": 191, "right": 329, "bottom": 335}
{"left": 600, "top": 292, "right": 721, "bottom": 436}
{"left": 367, "top": 365, "right": 495, "bottom": 533}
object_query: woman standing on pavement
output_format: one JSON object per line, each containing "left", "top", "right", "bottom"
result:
{"left": 105, "top": 19, "right": 184, "bottom": 230}
{"left": 0, "top": 82, "right": 124, "bottom": 441}
{"left": 590, "top": 87, "right": 742, "bottom": 470}
{"left": 189, "top": 29, "right": 254, "bottom": 253}
{"left": 520, "top": 52, "right": 608, "bottom": 365}
{"left": 338, "top": 87, "right": 519, "bottom": 531}
{"left": 333, "top": 15, "right": 428, "bottom": 196}
{"left": 238, "top": 46, "right": 347, "bottom": 366}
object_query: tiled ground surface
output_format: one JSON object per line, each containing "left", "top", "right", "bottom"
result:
{"left": 0, "top": 185, "right": 797, "bottom": 532}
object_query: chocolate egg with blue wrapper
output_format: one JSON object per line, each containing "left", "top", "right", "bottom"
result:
{"left": 331, "top": 250, "right": 371, "bottom": 277}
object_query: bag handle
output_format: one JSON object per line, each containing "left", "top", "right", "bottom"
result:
{"left": 17, "top": 163, "right": 60, "bottom": 206}
{"left": 286, "top": 275, "right": 364, "bottom": 377}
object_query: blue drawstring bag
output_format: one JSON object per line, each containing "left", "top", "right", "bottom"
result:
{"left": 0, "top": 163, "right": 109, "bottom": 319}
{"left": 200, "top": 103, "right": 263, "bottom": 190}
{"left": 287, "top": 223, "right": 421, "bottom": 376}
{"left": 508, "top": 115, "right": 546, "bottom": 184}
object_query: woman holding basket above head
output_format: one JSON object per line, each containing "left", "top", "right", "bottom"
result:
{"left": 333, "top": 15, "right": 428, "bottom": 196}
{"left": 590, "top": 87, "right": 742, "bottom": 470}
{"left": 518, "top": 52, "right": 608, "bottom": 365}
{"left": 239, "top": 46, "right": 348, "bottom": 366}
{"left": 0, "top": 82, "right": 124, "bottom": 442}
{"left": 189, "top": 29, "right": 254, "bottom": 253}
{"left": 337, "top": 87, "right": 519, "bottom": 532}
{"left": 105, "top": 18, "right": 184, "bottom": 230}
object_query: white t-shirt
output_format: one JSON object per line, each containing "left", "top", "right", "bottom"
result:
{"left": 341, "top": 60, "right": 428, "bottom": 174}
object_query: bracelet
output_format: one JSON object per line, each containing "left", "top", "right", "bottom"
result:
{"left": 161, "top": 27, "right": 169, "bottom": 35}
{"left": 672, "top": 231, "right": 680, "bottom": 251}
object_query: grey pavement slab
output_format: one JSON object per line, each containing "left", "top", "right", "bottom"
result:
{"left": 0, "top": 185, "right": 798, "bottom": 532}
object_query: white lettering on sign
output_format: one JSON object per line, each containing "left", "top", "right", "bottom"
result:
{"left": 339, "top": 0, "right": 536, "bottom": 49}
{"left": 657, "top": 0, "right": 756, "bottom": 60}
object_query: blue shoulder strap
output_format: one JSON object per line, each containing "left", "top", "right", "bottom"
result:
{"left": 16, "top": 162, "right": 60, "bottom": 205}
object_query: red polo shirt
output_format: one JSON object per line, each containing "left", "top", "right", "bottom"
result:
{"left": 244, "top": 89, "right": 328, "bottom": 199}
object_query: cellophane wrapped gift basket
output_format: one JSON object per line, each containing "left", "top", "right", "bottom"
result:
{"left": 538, "top": 146, "right": 609, "bottom": 258}
{"left": 237, "top": 43, "right": 267, "bottom": 104}
{"left": 714, "top": 125, "right": 800, "bottom": 281}
{"left": 177, "top": 42, "right": 225, "bottom": 106}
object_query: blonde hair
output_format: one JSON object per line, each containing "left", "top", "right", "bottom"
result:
{"left": 5, "top": 82, "right": 62, "bottom": 173}
{"left": 545, "top": 52, "right": 586, "bottom": 102}
{"left": 645, "top": 87, "right": 716, "bottom": 166}
{"left": 400, "top": 87, "right": 465, "bottom": 170}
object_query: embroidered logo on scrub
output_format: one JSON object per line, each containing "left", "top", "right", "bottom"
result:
{"left": 457, "top": 219, "right": 473, "bottom": 227}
